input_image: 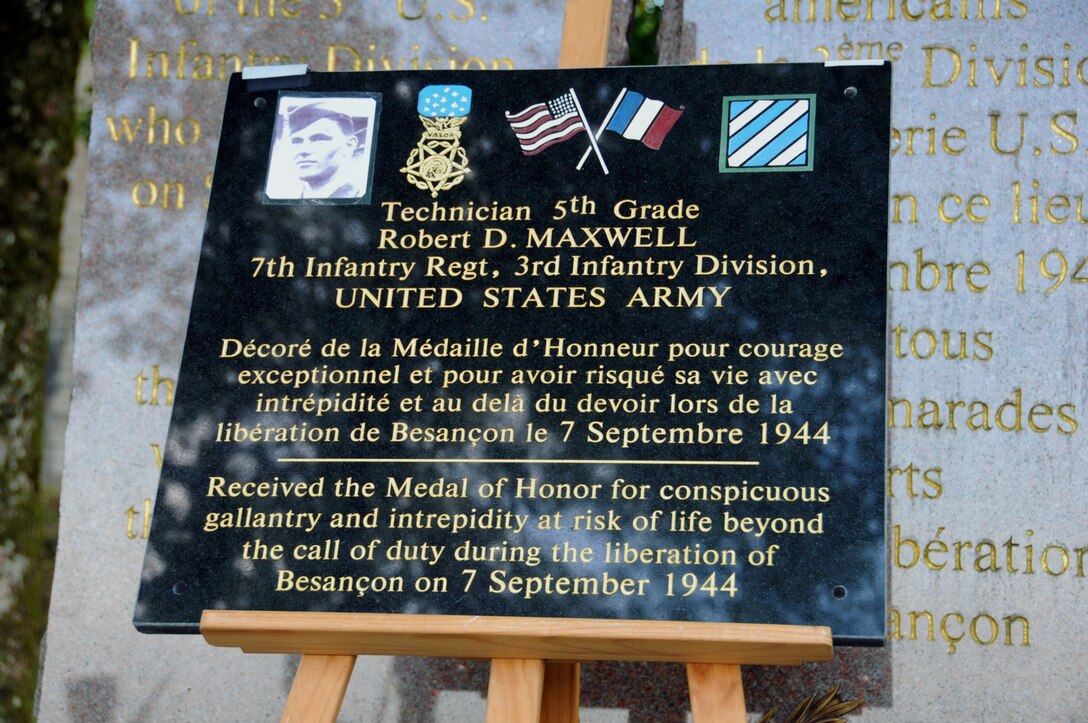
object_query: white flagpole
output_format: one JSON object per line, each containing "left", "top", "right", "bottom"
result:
{"left": 577, "top": 88, "right": 627, "bottom": 171}
{"left": 569, "top": 88, "right": 608, "bottom": 175}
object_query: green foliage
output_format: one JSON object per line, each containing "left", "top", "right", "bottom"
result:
{"left": 0, "top": 1, "right": 88, "bottom": 719}
{"left": 80, "top": 0, "right": 95, "bottom": 140}
{"left": 629, "top": 0, "right": 663, "bottom": 65}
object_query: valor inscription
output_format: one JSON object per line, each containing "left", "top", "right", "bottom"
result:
{"left": 135, "top": 63, "right": 889, "bottom": 643}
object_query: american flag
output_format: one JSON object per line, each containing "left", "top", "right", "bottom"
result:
{"left": 505, "top": 92, "right": 587, "bottom": 156}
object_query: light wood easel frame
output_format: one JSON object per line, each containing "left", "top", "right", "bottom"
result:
{"left": 202, "top": 611, "right": 832, "bottom": 722}
{"left": 202, "top": 2, "right": 835, "bottom": 720}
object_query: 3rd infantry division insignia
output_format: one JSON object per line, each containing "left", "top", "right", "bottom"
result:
{"left": 402, "top": 85, "right": 472, "bottom": 197}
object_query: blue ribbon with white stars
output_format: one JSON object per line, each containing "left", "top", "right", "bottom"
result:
{"left": 418, "top": 85, "right": 473, "bottom": 119}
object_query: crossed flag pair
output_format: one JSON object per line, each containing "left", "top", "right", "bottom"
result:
{"left": 505, "top": 88, "right": 684, "bottom": 175}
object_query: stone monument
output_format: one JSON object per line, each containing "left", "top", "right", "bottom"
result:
{"left": 676, "top": 1, "right": 1088, "bottom": 718}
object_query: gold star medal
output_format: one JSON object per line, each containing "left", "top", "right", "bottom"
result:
{"left": 402, "top": 85, "right": 472, "bottom": 197}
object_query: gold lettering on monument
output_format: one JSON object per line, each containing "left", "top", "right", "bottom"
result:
{"left": 762, "top": 0, "right": 1028, "bottom": 23}
{"left": 105, "top": 104, "right": 202, "bottom": 145}
{"left": 887, "top": 607, "right": 1030, "bottom": 655}
{"left": 128, "top": 364, "right": 173, "bottom": 540}
{"left": 684, "top": 1, "right": 1088, "bottom": 657}
{"left": 125, "top": 499, "right": 153, "bottom": 540}
{"left": 112, "top": 2, "right": 526, "bottom": 214}
{"left": 135, "top": 365, "right": 175, "bottom": 406}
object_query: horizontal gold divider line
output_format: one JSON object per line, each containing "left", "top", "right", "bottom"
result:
{"left": 277, "top": 458, "right": 759, "bottom": 466}
{"left": 201, "top": 611, "right": 831, "bottom": 666}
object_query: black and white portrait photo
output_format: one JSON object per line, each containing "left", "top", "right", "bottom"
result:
{"left": 264, "top": 94, "right": 381, "bottom": 203}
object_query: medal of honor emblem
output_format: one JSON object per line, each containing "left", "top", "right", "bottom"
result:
{"left": 402, "top": 85, "right": 472, "bottom": 197}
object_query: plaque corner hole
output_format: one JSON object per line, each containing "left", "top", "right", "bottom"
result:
{"left": 172, "top": 581, "right": 189, "bottom": 596}
{"left": 832, "top": 585, "right": 848, "bottom": 599}
{"left": 843, "top": 86, "right": 858, "bottom": 99}
{"left": 254, "top": 96, "right": 268, "bottom": 109}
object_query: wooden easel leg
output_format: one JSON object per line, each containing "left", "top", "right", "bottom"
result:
{"left": 540, "top": 662, "right": 580, "bottom": 723}
{"left": 687, "top": 663, "right": 747, "bottom": 723}
{"left": 486, "top": 658, "right": 545, "bottom": 723}
{"left": 559, "top": 0, "right": 613, "bottom": 68}
{"left": 280, "top": 654, "right": 356, "bottom": 723}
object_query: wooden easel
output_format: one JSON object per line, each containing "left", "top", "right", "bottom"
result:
{"left": 202, "top": 2, "right": 835, "bottom": 720}
{"left": 202, "top": 611, "right": 832, "bottom": 722}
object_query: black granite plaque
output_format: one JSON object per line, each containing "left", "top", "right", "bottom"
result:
{"left": 135, "top": 63, "right": 889, "bottom": 644}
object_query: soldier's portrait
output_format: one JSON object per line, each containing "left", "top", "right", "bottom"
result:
{"left": 265, "top": 94, "right": 381, "bottom": 203}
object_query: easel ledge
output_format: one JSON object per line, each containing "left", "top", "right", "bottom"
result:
{"left": 201, "top": 610, "right": 831, "bottom": 665}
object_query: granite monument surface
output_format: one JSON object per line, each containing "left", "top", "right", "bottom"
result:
{"left": 676, "top": 1, "right": 1088, "bottom": 718}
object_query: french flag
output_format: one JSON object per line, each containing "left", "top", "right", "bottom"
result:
{"left": 602, "top": 89, "right": 684, "bottom": 150}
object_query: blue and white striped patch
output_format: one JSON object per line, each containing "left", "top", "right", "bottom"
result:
{"left": 719, "top": 95, "right": 815, "bottom": 173}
